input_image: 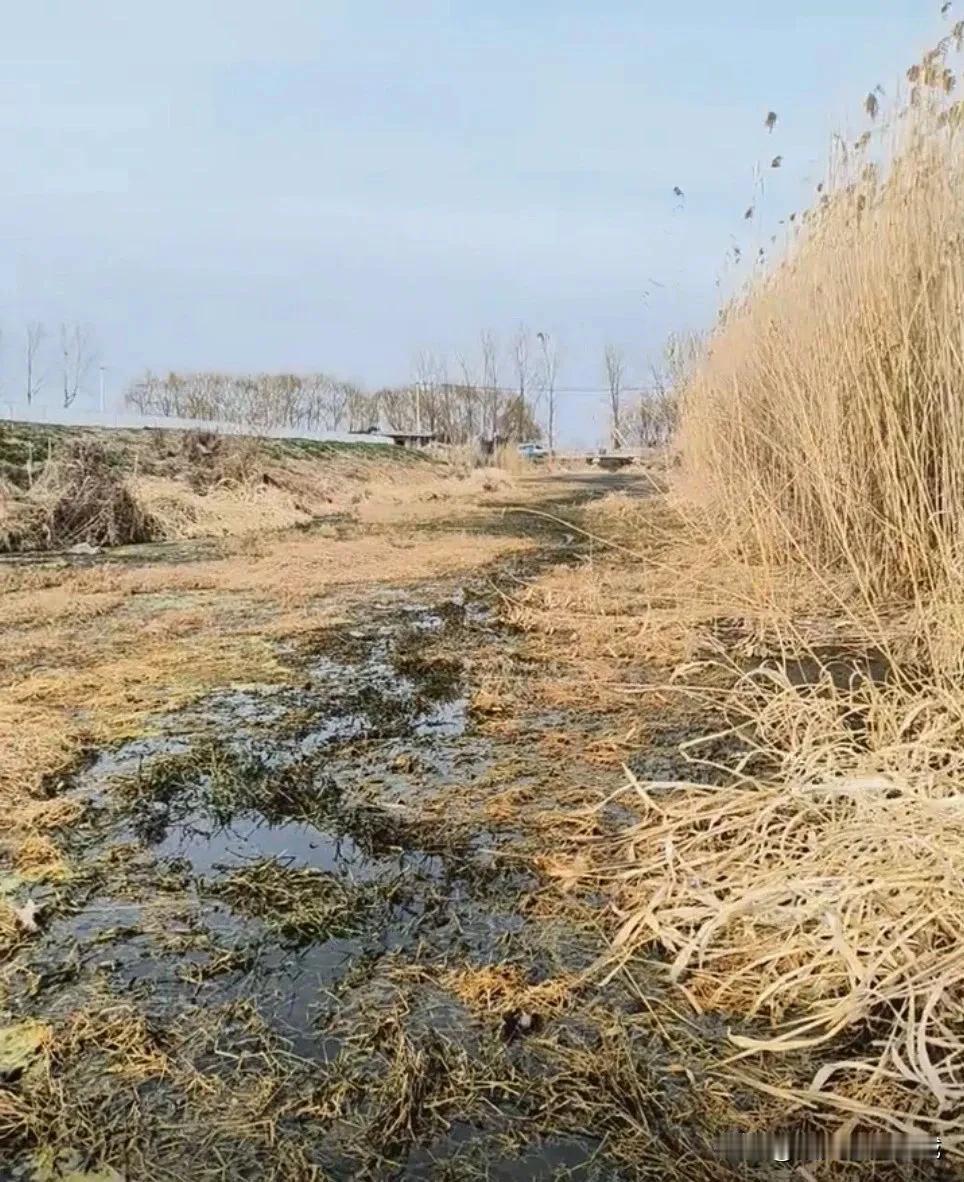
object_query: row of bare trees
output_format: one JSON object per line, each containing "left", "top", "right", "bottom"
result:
{"left": 390, "top": 329, "right": 677, "bottom": 450}
{"left": 124, "top": 329, "right": 684, "bottom": 449}
{"left": 124, "top": 364, "right": 543, "bottom": 444}
{"left": 399, "top": 327, "right": 551, "bottom": 444}
{"left": 125, "top": 329, "right": 551, "bottom": 444}
{"left": 126, "top": 371, "right": 369, "bottom": 432}
{"left": 17, "top": 322, "right": 99, "bottom": 407}
{"left": 125, "top": 366, "right": 545, "bottom": 444}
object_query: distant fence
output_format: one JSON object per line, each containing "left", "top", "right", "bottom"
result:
{"left": 0, "top": 401, "right": 394, "bottom": 448}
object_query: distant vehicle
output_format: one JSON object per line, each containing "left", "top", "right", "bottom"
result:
{"left": 517, "top": 442, "right": 548, "bottom": 461}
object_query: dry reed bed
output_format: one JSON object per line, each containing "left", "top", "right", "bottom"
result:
{"left": 679, "top": 30, "right": 964, "bottom": 600}
{"left": 504, "top": 479, "right": 964, "bottom": 1151}
{"left": 566, "top": 32, "right": 964, "bottom": 1155}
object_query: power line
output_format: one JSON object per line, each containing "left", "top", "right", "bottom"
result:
{"left": 552, "top": 385, "right": 666, "bottom": 396}
{"left": 420, "top": 382, "right": 667, "bottom": 397}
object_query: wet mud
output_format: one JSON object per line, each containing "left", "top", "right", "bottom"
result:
{"left": 2, "top": 478, "right": 810, "bottom": 1181}
{"left": 2, "top": 487, "right": 698, "bottom": 1182}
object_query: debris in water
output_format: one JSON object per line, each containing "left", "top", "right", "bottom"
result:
{"left": 0, "top": 1019, "right": 50, "bottom": 1075}
{"left": 502, "top": 1009, "right": 543, "bottom": 1041}
{"left": 12, "top": 898, "right": 40, "bottom": 933}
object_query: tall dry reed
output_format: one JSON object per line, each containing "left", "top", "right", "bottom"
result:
{"left": 680, "top": 39, "right": 964, "bottom": 608}
{"left": 596, "top": 34, "right": 964, "bottom": 1149}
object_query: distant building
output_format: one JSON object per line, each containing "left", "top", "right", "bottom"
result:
{"left": 349, "top": 425, "right": 438, "bottom": 448}
{"left": 382, "top": 430, "right": 437, "bottom": 449}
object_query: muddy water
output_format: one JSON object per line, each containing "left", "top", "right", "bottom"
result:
{"left": 23, "top": 594, "right": 495, "bottom": 969}
{"left": 5, "top": 558, "right": 648, "bottom": 1180}
{"left": 4, "top": 478, "right": 733, "bottom": 1181}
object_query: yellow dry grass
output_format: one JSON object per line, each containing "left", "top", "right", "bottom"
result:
{"left": 457, "top": 308, "right": 964, "bottom": 1159}
{"left": 441, "top": 964, "right": 577, "bottom": 1017}
{"left": 133, "top": 474, "right": 314, "bottom": 539}
{"left": 0, "top": 531, "right": 528, "bottom": 790}
{"left": 549, "top": 35, "right": 964, "bottom": 1156}
{"left": 130, "top": 450, "right": 524, "bottom": 538}
{"left": 354, "top": 466, "right": 519, "bottom": 526}
{"left": 679, "top": 40, "right": 964, "bottom": 607}
{"left": 0, "top": 465, "right": 541, "bottom": 912}
{"left": 491, "top": 486, "right": 964, "bottom": 1148}
{"left": 606, "top": 767, "right": 964, "bottom": 1114}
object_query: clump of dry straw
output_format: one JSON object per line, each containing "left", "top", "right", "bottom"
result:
{"left": 596, "top": 30, "right": 964, "bottom": 1154}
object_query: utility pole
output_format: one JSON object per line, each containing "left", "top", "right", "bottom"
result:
{"left": 99, "top": 365, "right": 106, "bottom": 413}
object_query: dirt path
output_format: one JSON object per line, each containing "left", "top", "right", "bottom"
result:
{"left": 3, "top": 471, "right": 741, "bottom": 1182}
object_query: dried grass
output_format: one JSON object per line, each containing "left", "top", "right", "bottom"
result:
{"left": 495, "top": 485, "right": 964, "bottom": 1150}
{"left": 606, "top": 765, "right": 964, "bottom": 1067}
{"left": 0, "top": 478, "right": 540, "bottom": 965}
{"left": 441, "top": 964, "right": 577, "bottom": 1017}
{"left": 134, "top": 473, "right": 313, "bottom": 539}
{"left": 0, "top": 427, "right": 492, "bottom": 552}
{"left": 14, "top": 834, "right": 68, "bottom": 881}
{"left": 31, "top": 441, "right": 159, "bottom": 549}
{"left": 578, "top": 34, "right": 964, "bottom": 1156}
{"left": 679, "top": 43, "right": 964, "bottom": 605}
{"left": 491, "top": 444, "right": 529, "bottom": 474}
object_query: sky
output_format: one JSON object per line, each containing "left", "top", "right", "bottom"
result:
{"left": 0, "top": 0, "right": 952, "bottom": 444}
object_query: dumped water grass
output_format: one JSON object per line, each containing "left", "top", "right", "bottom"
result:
{"left": 2, "top": 985, "right": 723, "bottom": 1180}
{"left": 3, "top": 472, "right": 758, "bottom": 1180}
{"left": 212, "top": 859, "right": 368, "bottom": 944}
{"left": 116, "top": 742, "right": 336, "bottom": 839}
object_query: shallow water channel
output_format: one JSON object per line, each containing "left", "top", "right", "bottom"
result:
{"left": 6, "top": 566, "right": 651, "bottom": 1181}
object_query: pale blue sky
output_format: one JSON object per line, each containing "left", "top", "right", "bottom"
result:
{"left": 0, "top": 1, "right": 950, "bottom": 442}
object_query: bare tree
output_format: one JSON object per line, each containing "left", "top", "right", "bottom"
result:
{"left": 412, "top": 350, "right": 448, "bottom": 436}
{"left": 604, "top": 344, "right": 626, "bottom": 450}
{"left": 456, "top": 349, "right": 480, "bottom": 442}
{"left": 511, "top": 325, "right": 532, "bottom": 440}
{"left": 25, "top": 323, "right": 46, "bottom": 405}
{"left": 536, "top": 331, "right": 559, "bottom": 454}
{"left": 60, "top": 322, "right": 97, "bottom": 408}
{"left": 480, "top": 330, "right": 500, "bottom": 440}
{"left": 435, "top": 355, "right": 452, "bottom": 439}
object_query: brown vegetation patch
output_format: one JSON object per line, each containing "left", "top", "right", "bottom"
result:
{"left": 441, "top": 963, "right": 578, "bottom": 1018}
{"left": 35, "top": 441, "right": 159, "bottom": 550}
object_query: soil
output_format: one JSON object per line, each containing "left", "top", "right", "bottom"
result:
{"left": 1, "top": 471, "right": 932, "bottom": 1181}
{"left": 0, "top": 473, "right": 696, "bottom": 1181}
